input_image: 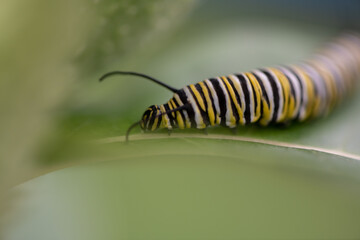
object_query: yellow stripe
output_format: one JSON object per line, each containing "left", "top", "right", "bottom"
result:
{"left": 222, "top": 76, "right": 244, "bottom": 125}
{"left": 168, "top": 99, "right": 176, "bottom": 118}
{"left": 269, "top": 68, "right": 291, "bottom": 122}
{"left": 298, "top": 65, "right": 322, "bottom": 118}
{"left": 221, "top": 77, "right": 236, "bottom": 126}
{"left": 160, "top": 105, "right": 171, "bottom": 129}
{"left": 199, "top": 81, "right": 216, "bottom": 126}
{"left": 206, "top": 80, "right": 222, "bottom": 125}
{"left": 174, "top": 94, "right": 191, "bottom": 128}
{"left": 245, "top": 72, "right": 262, "bottom": 122}
{"left": 189, "top": 85, "right": 206, "bottom": 111}
{"left": 167, "top": 100, "right": 179, "bottom": 127}
{"left": 151, "top": 108, "right": 159, "bottom": 131}
{"left": 274, "top": 69, "right": 296, "bottom": 120}
{"left": 146, "top": 109, "right": 154, "bottom": 129}
{"left": 229, "top": 75, "right": 247, "bottom": 125}
{"left": 259, "top": 101, "right": 271, "bottom": 126}
{"left": 293, "top": 66, "right": 315, "bottom": 120}
{"left": 169, "top": 99, "right": 185, "bottom": 129}
{"left": 251, "top": 72, "right": 271, "bottom": 126}
{"left": 185, "top": 87, "right": 206, "bottom": 129}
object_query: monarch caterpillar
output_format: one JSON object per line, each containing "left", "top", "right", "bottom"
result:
{"left": 100, "top": 33, "right": 360, "bottom": 142}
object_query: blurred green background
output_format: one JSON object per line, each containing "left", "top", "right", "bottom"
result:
{"left": 1, "top": 0, "right": 360, "bottom": 239}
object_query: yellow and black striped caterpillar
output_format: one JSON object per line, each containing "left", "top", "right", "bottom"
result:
{"left": 100, "top": 33, "right": 360, "bottom": 141}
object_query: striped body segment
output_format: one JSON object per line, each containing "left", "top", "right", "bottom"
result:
{"left": 140, "top": 33, "right": 360, "bottom": 132}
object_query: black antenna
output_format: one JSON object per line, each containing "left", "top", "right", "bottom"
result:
{"left": 99, "top": 71, "right": 178, "bottom": 93}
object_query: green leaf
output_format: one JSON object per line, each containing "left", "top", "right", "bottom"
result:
{"left": 6, "top": 138, "right": 360, "bottom": 239}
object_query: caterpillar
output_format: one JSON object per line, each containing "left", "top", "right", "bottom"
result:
{"left": 100, "top": 33, "right": 360, "bottom": 142}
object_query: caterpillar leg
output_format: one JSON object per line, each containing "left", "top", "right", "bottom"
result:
{"left": 230, "top": 127, "right": 238, "bottom": 135}
{"left": 202, "top": 128, "right": 208, "bottom": 135}
{"left": 277, "top": 121, "right": 292, "bottom": 128}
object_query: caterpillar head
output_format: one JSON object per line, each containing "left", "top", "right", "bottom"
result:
{"left": 140, "top": 105, "right": 162, "bottom": 131}
{"left": 99, "top": 70, "right": 179, "bottom": 142}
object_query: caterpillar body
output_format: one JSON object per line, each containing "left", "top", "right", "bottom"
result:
{"left": 100, "top": 33, "right": 360, "bottom": 141}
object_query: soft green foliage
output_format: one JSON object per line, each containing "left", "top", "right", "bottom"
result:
{"left": 6, "top": 139, "right": 360, "bottom": 239}
{"left": 77, "top": 0, "right": 196, "bottom": 73}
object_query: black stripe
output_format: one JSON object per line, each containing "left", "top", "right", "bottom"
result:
{"left": 177, "top": 89, "right": 196, "bottom": 128}
{"left": 286, "top": 66, "right": 304, "bottom": 120}
{"left": 250, "top": 72, "right": 266, "bottom": 123}
{"left": 203, "top": 80, "right": 218, "bottom": 120}
{"left": 260, "top": 70, "right": 280, "bottom": 123}
{"left": 227, "top": 76, "right": 243, "bottom": 124}
{"left": 252, "top": 71, "right": 270, "bottom": 106}
{"left": 235, "top": 74, "right": 251, "bottom": 124}
{"left": 163, "top": 103, "right": 176, "bottom": 128}
{"left": 209, "top": 78, "right": 227, "bottom": 126}
{"left": 172, "top": 96, "right": 187, "bottom": 127}
{"left": 277, "top": 68, "right": 296, "bottom": 118}
{"left": 282, "top": 71, "right": 296, "bottom": 118}
{"left": 222, "top": 77, "right": 240, "bottom": 124}
{"left": 148, "top": 105, "right": 158, "bottom": 130}
{"left": 142, "top": 109, "right": 152, "bottom": 130}
{"left": 187, "top": 86, "right": 208, "bottom": 126}
{"left": 156, "top": 110, "right": 162, "bottom": 129}
{"left": 274, "top": 70, "right": 287, "bottom": 121}
{"left": 166, "top": 102, "right": 177, "bottom": 120}
{"left": 282, "top": 71, "right": 296, "bottom": 102}
{"left": 246, "top": 74, "right": 259, "bottom": 117}
{"left": 195, "top": 83, "right": 210, "bottom": 125}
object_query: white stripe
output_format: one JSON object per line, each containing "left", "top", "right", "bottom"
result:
{"left": 184, "top": 87, "right": 203, "bottom": 128}
{"left": 229, "top": 74, "right": 246, "bottom": 124}
{"left": 241, "top": 74, "right": 255, "bottom": 123}
{"left": 277, "top": 66, "right": 301, "bottom": 119}
{"left": 174, "top": 93, "right": 191, "bottom": 128}
{"left": 266, "top": 68, "right": 284, "bottom": 122}
{"left": 300, "top": 63, "right": 328, "bottom": 116}
{"left": 204, "top": 79, "right": 221, "bottom": 120}
{"left": 253, "top": 70, "right": 275, "bottom": 124}
{"left": 160, "top": 105, "right": 172, "bottom": 130}
{"left": 217, "top": 77, "right": 236, "bottom": 127}
{"left": 291, "top": 66, "right": 308, "bottom": 121}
